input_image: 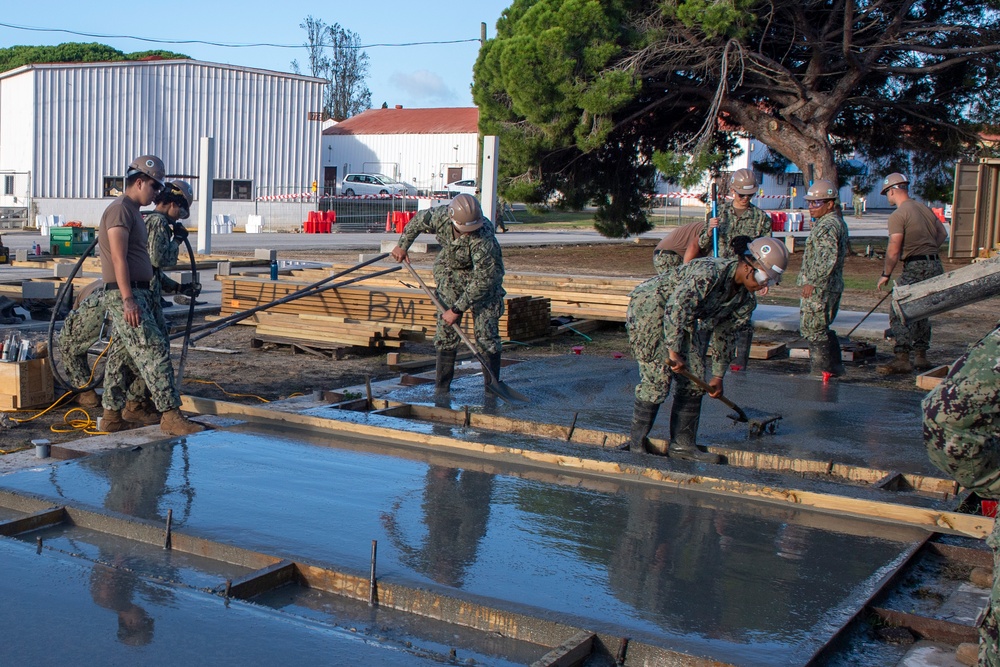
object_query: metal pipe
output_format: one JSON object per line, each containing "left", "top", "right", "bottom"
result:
{"left": 164, "top": 508, "right": 173, "bottom": 550}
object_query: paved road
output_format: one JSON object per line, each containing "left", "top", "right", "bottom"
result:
{"left": 1, "top": 212, "right": 898, "bottom": 255}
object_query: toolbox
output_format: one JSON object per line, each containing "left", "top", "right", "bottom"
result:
{"left": 49, "top": 226, "right": 97, "bottom": 256}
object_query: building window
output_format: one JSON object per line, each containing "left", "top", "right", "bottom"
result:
{"left": 103, "top": 177, "right": 124, "bottom": 197}
{"left": 213, "top": 179, "right": 253, "bottom": 200}
{"left": 3, "top": 175, "right": 13, "bottom": 196}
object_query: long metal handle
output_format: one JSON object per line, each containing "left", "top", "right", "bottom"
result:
{"left": 402, "top": 262, "right": 496, "bottom": 382}
{"left": 844, "top": 291, "right": 890, "bottom": 339}
{"left": 671, "top": 363, "right": 748, "bottom": 422}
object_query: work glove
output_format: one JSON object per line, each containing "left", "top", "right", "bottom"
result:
{"left": 172, "top": 222, "right": 189, "bottom": 241}
{"left": 178, "top": 282, "right": 202, "bottom": 298}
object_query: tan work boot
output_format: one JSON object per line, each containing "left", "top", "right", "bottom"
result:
{"left": 160, "top": 408, "right": 206, "bottom": 436}
{"left": 101, "top": 409, "right": 136, "bottom": 433}
{"left": 913, "top": 350, "right": 933, "bottom": 371}
{"left": 122, "top": 400, "right": 161, "bottom": 426}
{"left": 75, "top": 390, "right": 100, "bottom": 408}
{"left": 878, "top": 351, "right": 913, "bottom": 375}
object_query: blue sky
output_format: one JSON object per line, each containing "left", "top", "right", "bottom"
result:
{"left": 0, "top": 1, "right": 514, "bottom": 110}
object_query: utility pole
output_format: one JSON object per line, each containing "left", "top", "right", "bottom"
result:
{"left": 475, "top": 22, "right": 487, "bottom": 191}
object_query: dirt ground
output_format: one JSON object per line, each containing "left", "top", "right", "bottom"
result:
{"left": 3, "top": 236, "right": 996, "bottom": 450}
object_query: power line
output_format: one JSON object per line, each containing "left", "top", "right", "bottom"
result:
{"left": 0, "top": 21, "right": 480, "bottom": 50}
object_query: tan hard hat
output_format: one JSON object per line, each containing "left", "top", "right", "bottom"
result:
{"left": 803, "top": 179, "right": 838, "bottom": 201}
{"left": 166, "top": 180, "right": 194, "bottom": 207}
{"left": 880, "top": 172, "right": 909, "bottom": 195}
{"left": 448, "top": 193, "right": 484, "bottom": 232}
{"left": 730, "top": 168, "right": 758, "bottom": 195}
{"left": 127, "top": 155, "right": 166, "bottom": 186}
{"left": 747, "top": 237, "right": 788, "bottom": 282}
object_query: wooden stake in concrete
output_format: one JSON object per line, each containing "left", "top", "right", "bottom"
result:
{"left": 164, "top": 508, "right": 173, "bottom": 550}
{"left": 369, "top": 539, "right": 378, "bottom": 607}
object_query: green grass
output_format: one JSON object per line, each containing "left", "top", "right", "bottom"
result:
{"left": 508, "top": 208, "right": 705, "bottom": 231}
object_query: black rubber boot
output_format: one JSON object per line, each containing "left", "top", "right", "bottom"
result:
{"left": 483, "top": 350, "right": 502, "bottom": 389}
{"left": 620, "top": 399, "right": 661, "bottom": 454}
{"left": 435, "top": 348, "right": 457, "bottom": 395}
{"left": 667, "top": 395, "right": 721, "bottom": 464}
{"left": 827, "top": 331, "right": 846, "bottom": 376}
{"left": 809, "top": 340, "right": 831, "bottom": 376}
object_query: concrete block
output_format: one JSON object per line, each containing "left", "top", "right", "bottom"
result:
{"left": 21, "top": 281, "right": 55, "bottom": 299}
{"left": 784, "top": 235, "right": 796, "bottom": 254}
{"left": 358, "top": 253, "right": 384, "bottom": 263}
{"left": 52, "top": 263, "right": 74, "bottom": 278}
{"left": 15, "top": 249, "right": 28, "bottom": 262}
{"left": 217, "top": 262, "right": 232, "bottom": 277}
{"left": 254, "top": 248, "right": 278, "bottom": 261}
{"left": 380, "top": 240, "right": 440, "bottom": 254}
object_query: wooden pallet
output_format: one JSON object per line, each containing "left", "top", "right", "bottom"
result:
{"left": 916, "top": 365, "right": 950, "bottom": 390}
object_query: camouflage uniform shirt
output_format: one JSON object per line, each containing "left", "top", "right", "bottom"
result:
{"left": 923, "top": 325, "right": 1000, "bottom": 665}
{"left": 397, "top": 205, "right": 506, "bottom": 352}
{"left": 144, "top": 211, "right": 181, "bottom": 299}
{"left": 698, "top": 201, "right": 772, "bottom": 258}
{"left": 627, "top": 257, "right": 756, "bottom": 379}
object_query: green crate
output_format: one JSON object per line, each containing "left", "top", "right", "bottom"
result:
{"left": 49, "top": 226, "right": 97, "bottom": 256}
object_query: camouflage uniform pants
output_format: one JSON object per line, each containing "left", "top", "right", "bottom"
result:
{"left": 102, "top": 289, "right": 180, "bottom": 412}
{"left": 888, "top": 258, "right": 943, "bottom": 353}
{"left": 799, "top": 288, "right": 842, "bottom": 344}
{"left": 58, "top": 292, "right": 109, "bottom": 389}
{"left": 433, "top": 278, "right": 503, "bottom": 356}
{"left": 633, "top": 331, "right": 705, "bottom": 404}
{"left": 58, "top": 292, "right": 144, "bottom": 398}
{"left": 653, "top": 250, "right": 682, "bottom": 275}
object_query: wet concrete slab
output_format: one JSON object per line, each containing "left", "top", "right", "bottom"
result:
{"left": 0, "top": 429, "right": 929, "bottom": 665}
{"left": 0, "top": 536, "right": 503, "bottom": 666}
{"left": 379, "top": 355, "right": 936, "bottom": 476}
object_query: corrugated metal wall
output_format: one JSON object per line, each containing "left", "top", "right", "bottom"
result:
{"left": 324, "top": 133, "right": 478, "bottom": 193}
{"left": 23, "top": 61, "right": 324, "bottom": 198}
{"left": 0, "top": 73, "right": 36, "bottom": 174}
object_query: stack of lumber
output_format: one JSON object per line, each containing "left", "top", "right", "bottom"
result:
{"left": 253, "top": 312, "right": 426, "bottom": 349}
{"left": 292, "top": 265, "right": 640, "bottom": 322}
{"left": 220, "top": 275, "right": 551, "bottom": 343}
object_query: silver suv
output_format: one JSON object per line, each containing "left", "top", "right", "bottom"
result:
{"left": 341, "top": 173, "right": 414, "bottom": 196}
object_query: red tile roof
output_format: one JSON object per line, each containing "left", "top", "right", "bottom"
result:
{"left": 323, "top": 107, "right": 479, "bottom": 135}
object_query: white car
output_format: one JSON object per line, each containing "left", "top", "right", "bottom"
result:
{"left": 341, "top": 173, "right": 415, "bottom": 196}
{"left": 445, "top": 179, "right": 478, "bottom": 196}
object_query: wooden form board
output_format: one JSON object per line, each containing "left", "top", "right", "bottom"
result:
{"left": 219, "top": 276, "right": 551, "bottom": 343}
{"left": 179, "top": 395, "right": 989, "bottom": 539}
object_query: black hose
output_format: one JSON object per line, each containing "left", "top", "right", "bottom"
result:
{"left": 183, "top": 262, "right": 401, "bottom": 345}
{"left": 173, "top": 235, "right": 197, "bottom": 385}
{"left": 175, "top": 252, "right": 393, "bottom": 342}
{"left": 47, "top": 236, "right": 101, "bottom": 393}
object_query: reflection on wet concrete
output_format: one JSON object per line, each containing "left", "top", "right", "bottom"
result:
{"left": 0, "top": 538, "right": 464, "bottom": 666}
{"left": 381, "top": 355, "right": 935, "bottom": 476}
{"left": 0, "top": 428, "right": 927, "bottom": 665}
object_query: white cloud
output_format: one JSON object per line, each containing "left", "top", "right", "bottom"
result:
{"left": 387, "top": 70, "right": 457, "bottom": 104}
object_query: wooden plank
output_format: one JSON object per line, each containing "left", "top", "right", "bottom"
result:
{"left": 179, "top": 395, "right": 994, "bottom": 539}
{"left": 531, "top": 630, "right": 595, "bottom": 667}
{"left": 227, "top": 560, "right": 298, "bottom": 600}
{"left": 917, "top": 365, "right": 950, "bottom": 391}
{"left": 0, "top": 507, "right": 66, "bottom": 536}
{"left": 871, "top": 606, "right": 978, "bottom": 645}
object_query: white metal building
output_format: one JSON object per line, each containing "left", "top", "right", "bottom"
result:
{"left": 0, "top": 59, "right": 326, "bottom": 228}
{"left": 322, "top": 107, "right": 479, "bottom": 195}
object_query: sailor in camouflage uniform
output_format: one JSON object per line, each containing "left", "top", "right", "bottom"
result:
{"left": 391, "top": 194, "right": 505, "bottom": 395}
{"left": 797, "top": 180, "right": 850, "bottom": 376}
{"left": 876, "top": 172, "right": 948, "bottom": 374}
{"left": 624, "top": 237, "right": 789, "bottom": 463}
{"left": 923, "top": 325, "right": 1000, "bottom": 665}
{"left": 698, "top": 169, "right": 773, "bottom": 368}
{"left": 98, "top": 156, "right": 203, "bottom": 436}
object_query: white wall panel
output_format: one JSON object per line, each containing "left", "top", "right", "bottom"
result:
{"left": 5, "top": 61, "right": 323, "bottom": 202}
{"left": 325, "top": 133, "right": 479, "bottom": 193}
